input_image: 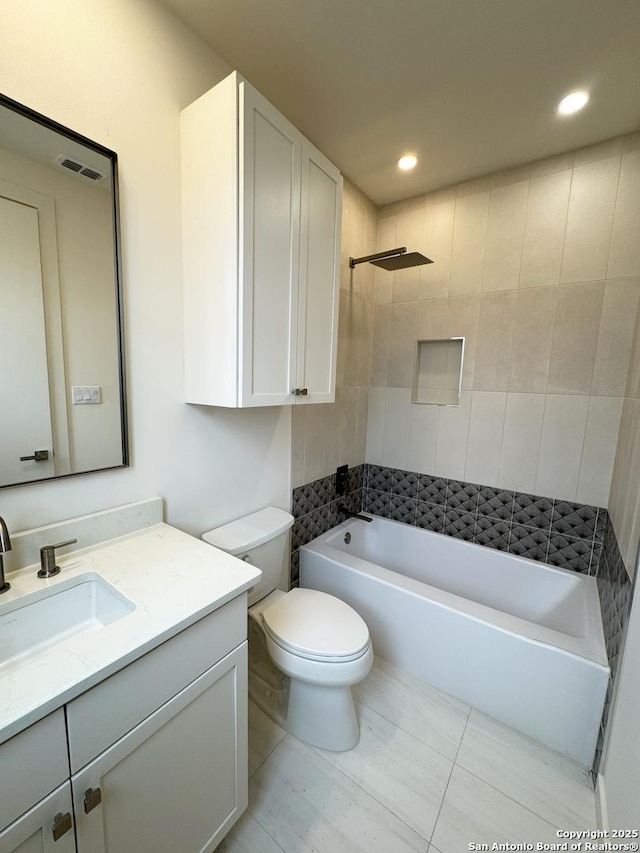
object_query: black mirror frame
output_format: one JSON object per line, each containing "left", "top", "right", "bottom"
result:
{"left": 0, "top": 93, "right": 129, "bottom": 488}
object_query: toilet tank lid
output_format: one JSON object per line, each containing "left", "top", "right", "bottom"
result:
{"left": 201, "top": 507, "right": 294, "bottom": 555}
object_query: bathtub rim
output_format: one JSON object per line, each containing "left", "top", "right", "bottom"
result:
{"left": 301, "top": 516, "right": 609, "bottom": 671}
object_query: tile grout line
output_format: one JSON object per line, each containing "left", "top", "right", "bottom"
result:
{"left": 297, "top": 730, "right": 433, "bottom": 849}
{"left": 353, "top": 676, "right": 470, "bottom": 766}
{"left": 243, "top": 735, "right": 291, "bottom": 853}
{"left": 452, "top": 710, "right": 596, "bottom": 829}
{"left": 247, "top": 723, "right": 287, "bottom": 782}
{"left": 242, "top": 808, "right": 288, "bottom": 853}
{"left": 428, "top": 701, "right": 473, "bottom": 844}
{"left": 449, "top": 760, "right": 572, "bottom": 835}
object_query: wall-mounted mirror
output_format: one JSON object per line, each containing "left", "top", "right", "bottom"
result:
{"left": 0, "top": 94, "right": 128, "bottom": 488}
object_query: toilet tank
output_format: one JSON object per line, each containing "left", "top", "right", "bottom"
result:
{"left": 202, "top": 507, "right": 294, "bottom": 606}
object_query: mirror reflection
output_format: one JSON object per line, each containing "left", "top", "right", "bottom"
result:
{"left": 0, "top": 95, "right": 127, "bottom": 488}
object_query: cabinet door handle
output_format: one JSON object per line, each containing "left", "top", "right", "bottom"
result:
{"left": 300, "top": 388, "right": 308, "bottom": 396}
{"left": 84, "top": 786, "right": 103, "bottom": 813}
{"left": 292, "top": 388, "right": 301, "bottom": 396}
{"left": 19, "top": 449, "right": 49, "bottom": 462}
{"left": 52, "top": 811, "right": 73, "bottom": 841}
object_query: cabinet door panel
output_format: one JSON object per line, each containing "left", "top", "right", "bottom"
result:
{"left": 73, "top": 644, "right": 247, "bottom": 853}
{"left": 297, "top": 140, "right": 342, "bottom": 403}
{"left": 0, "top": 782, "right": 75, "bottom": 853}
{"left": 67, "top": 595, "right": 245, "bottom": 773}
{"left": 240, "top": 83, "right": 301, "bottom": 406}
{"left": 0, "top": 711, "right": 69, "bottom": 832}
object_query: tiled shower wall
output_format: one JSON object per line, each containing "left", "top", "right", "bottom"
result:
{"left": 291, "top": 462, "right": 606, "bottom": 583}
{"left": 290, "top": 465, "right": 364, "bottom": 586}
{"left": 594, "top": 516, "right": 633, "bottom": 775}
{"left": 609, "top": 281, "right": 640, "bottom": 580}
{"left": 368, "top": 133, "right": 640, "bottom": 510}
{"left": 362, "top": 464, "right": 604, "bottom": 573}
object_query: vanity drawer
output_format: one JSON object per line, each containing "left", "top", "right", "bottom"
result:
{"left": 0, "top": 709, "right": 69, "bottom": 831}
{"left": 66, "top": 593, "right": 246, "bottom": 772}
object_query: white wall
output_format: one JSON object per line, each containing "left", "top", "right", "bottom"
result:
{"left": 0, "top": 0, "right": 292, "bottom": 536}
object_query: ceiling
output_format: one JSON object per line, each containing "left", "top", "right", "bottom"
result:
{"left": 162, "top": 0, "right": 640, "bottom": 206}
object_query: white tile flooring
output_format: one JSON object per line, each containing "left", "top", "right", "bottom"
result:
{"left": 218, "top": 657, "right": 597, "bottom": 853}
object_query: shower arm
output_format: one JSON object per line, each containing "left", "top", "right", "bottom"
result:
{"left": 349, "top": 247, "right": 407, "bottom": 268}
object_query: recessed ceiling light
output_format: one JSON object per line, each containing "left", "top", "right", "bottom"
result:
{"left": 557, "top": 90, "right": 590, "bottom": 116}
{"left": 397, "top": 154, "right": 418, "bottom": 171}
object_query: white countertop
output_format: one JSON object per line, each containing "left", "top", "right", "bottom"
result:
{"left": 0, "top": 523, "right": 261, "bottom": 746}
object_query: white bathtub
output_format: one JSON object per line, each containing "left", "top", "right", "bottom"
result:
{"left": 299, "top": 515, "right": 609, "bottom": 767}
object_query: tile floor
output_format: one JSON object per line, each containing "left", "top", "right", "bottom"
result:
{"left": 218, "top": 657, "right": 597, "bottom": 853}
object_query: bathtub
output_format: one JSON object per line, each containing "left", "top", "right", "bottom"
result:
{"left": 299, "top": 515, "right": 609, "bottom": 767}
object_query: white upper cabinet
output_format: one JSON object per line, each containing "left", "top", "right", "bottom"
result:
{"left": 181, "top": 72, "right": 342, "bottom": 407}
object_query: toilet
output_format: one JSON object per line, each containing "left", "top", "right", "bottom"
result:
{"left": 202, "top": 507, "right": 373, "bottom": 751}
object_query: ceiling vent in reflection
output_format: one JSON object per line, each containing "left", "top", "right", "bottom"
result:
{"left": 54, "top": 153, "right": 107, "bottom": 183}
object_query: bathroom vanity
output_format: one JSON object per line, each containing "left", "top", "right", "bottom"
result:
{"left": 0, "top": 523, "right": 260, "bottom": 853}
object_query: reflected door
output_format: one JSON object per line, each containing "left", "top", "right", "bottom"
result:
{"left": 0, "top": 194, "right": 56, "bottom": 483}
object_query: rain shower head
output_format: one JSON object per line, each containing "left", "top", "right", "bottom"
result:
{"left": 349, "top": 246, "right": 433, "bottom": 271}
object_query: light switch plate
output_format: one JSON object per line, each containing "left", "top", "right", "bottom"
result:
{"left": 72, "top": 385, "right": 102, "bottom": 405}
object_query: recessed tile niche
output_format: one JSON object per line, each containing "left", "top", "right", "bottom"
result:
{"left": 412, "top": 338, "right": 464, "bottom": 406}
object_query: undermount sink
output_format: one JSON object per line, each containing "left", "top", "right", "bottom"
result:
{"left": 0, "top": 573, "right": 135, "bottom": 670}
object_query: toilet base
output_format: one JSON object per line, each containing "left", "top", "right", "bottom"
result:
{"left": 285, "top": 679, "right": 360, "bottom": 751}
{"left": 248, "top": 609, "right": 371, "bottom": 752}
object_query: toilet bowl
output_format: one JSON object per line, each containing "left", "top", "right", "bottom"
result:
{"left": 202, "top": 507, "right": 373, "bottom": 751}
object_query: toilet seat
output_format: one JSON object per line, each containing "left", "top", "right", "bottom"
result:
{"left": 261, "top": 588, "right": 370, "bottom": 663}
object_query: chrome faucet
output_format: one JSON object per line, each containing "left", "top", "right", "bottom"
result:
{"left": 338, "top": 505, "right": 373, "bottom": 523}
{"left": 0, "top": 516, "right": 12, "bottom": 593}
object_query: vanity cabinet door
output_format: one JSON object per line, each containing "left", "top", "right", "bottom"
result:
{"left": 72, "top": 644, "right": 247, "bottom": 853}
{"left": 239, "top": 80, "right": 301, "bottom": 407}
{"left": 295, "top": 138, "right": 341, "bottom": 404}
{"left": 240, "top": 89, "right": 342, "bottom": 406}
{"left": 0, "top": 782, "right": 75, "bottom": 853}
{"left": 0, "top": 710, "right": 69, "bottom": 838}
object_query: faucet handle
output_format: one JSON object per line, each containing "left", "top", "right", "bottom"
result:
{"left": 38, "top": 539, "right": 78, "bottom": 579}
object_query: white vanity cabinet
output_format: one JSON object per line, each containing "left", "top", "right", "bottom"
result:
{"left": 0, "top": 711, "right": 75, "bottom": 852}
{"left": 0, "top": 784, "right": 76, "bottom": 853}
{"left": 0, "top": 596, "right": 248, "bottom": 853}
{"left": 182, "top": 71, "right": 342, "bottom": 408}
{"left": 71, "top": 646, "right": 246, "bottom": 853}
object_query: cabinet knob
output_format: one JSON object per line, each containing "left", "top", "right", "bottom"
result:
{"left": 52, "top": 811, "right": 73, "bottom": 841}
{"left": 84, "top": 786, "right": 103, "bottom": 814}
